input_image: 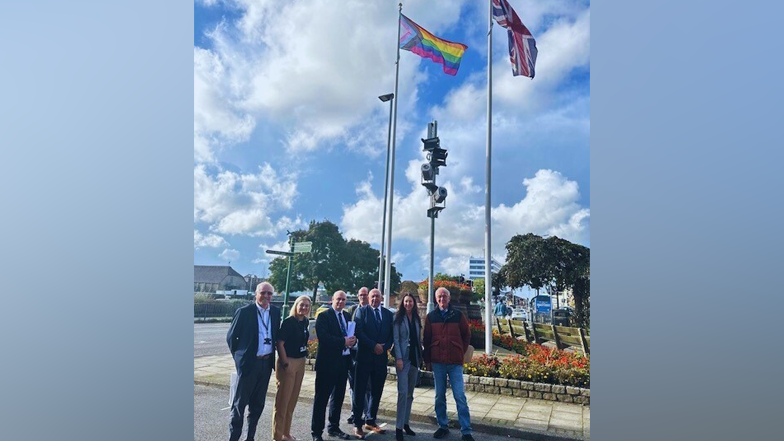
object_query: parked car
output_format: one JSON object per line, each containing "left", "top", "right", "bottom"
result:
{"left": 511, "top": 308, "right": 528, "bottom": 321}
{"left": 552, "top": 308, "right": 572, "bottom": 326}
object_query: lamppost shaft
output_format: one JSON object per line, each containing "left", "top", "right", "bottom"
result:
{"left": 282, "top": 234, "right": 294, "bottom": 317}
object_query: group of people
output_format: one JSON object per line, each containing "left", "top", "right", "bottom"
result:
{"left": 226, "top": 282, "right": 475, "bottom": 441}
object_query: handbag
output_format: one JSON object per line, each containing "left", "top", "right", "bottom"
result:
{"left": 463, "top": 344, "right": 475, "bottom": 364}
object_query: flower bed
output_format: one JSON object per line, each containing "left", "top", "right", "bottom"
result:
{"left": 307, "top": 338, "right": 589, "bottom": 404}
{"left": 464, "top": 346, "right": 589, "bottom": 388}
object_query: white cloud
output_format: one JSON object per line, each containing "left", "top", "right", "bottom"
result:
{"left": 194, "top": 229, "right": 229, "bottom": 248}
{"left": 219, "top": 248, "right": 241, "bottom": 262}
{"left": 253, "top": 238, "right": 292, "bottom": 265}
{"left": 440, "top": 255, "right": 469, "bottom": 276}
{"left": 195, "top": 0, "right": 473, "bottom": 158}
{"left": 341, "top": 169, "right": 589, "bottom": 272}
{"left": 194, "top": 163, "right": 298, "bottom": 237}
{"left": 194, "top": 47, "right": 256, "bottom": 163}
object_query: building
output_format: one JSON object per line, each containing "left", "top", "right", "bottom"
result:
{"left": 194, "top": 265, "right": 248, "bottom": 294}
{"left": 244, "top": 274, "right": 263, "bottom": 293}
{"left": 468, "top": 256, "right": 502, "bottom": 280}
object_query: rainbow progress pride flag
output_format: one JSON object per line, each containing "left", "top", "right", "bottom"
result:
{"left": 399, "top": 14, "right": 467, "bottom": 76}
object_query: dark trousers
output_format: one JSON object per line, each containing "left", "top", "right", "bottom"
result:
{"left": 311, "top": 355, "right": 351, "bottom": 436}
{"left": 229, "top": 357, "right": 273, "bottom": 441}
{"left": 347, "top": 358, "right": 371, "bottom": 422}
{"left": 353, "top": 355, "right": 388, "bottom": 427}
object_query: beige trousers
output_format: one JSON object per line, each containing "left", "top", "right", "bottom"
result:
{"left": 272, "top": 357, "right": 306, "bottom": 441}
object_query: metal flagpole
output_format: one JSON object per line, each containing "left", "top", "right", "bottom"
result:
{"left": 484, "top": 0, "right": 493, "bottom": 354}
{"left": 384, "top": 3, "right": 403, "bottom": 307}
{"left": 378, "top": 96, "right": 394, "bottom": 293}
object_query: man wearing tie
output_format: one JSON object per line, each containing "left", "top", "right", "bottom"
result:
{"left": 352, "top": 288, "right": 394, "bottom": 439}
{"left": 311, "top": 291, "right": 356, "bottom": 441}
{"left": 226, "top": 282, "right": 282, "bottom": 441}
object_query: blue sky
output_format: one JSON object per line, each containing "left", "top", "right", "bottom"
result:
{"left": 194, "top": 0, "right": 590, "bottom": 285}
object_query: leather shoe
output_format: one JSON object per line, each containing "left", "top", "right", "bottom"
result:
{"left": 461, "top": 435, "right": 475, "bottom": 441}
{"left": 433, "top": 427, "right": 450, "bottom": 439}
{"left": 327, "top": 430, "right": 352, "bottom": 440}
{"left": 396, "top": 428, "right": 405, "bottom": 441}
{"left": 312, "top": 436, "right": 325, "bottom": 441}
{"left": 352, "top": 427, "right": 366, "bottom": 440}
{"left": 404, "top": 424, "right": 416, "bottom": 436}
{"left": 364, "top": 424, "right": 386, "bottom": 434}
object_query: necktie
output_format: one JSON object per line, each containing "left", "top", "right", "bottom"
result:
{"left": 374, "top": 308, "right": 381, "bottom": 329}
{"left": 338, "top": 311, "right": 347, "bottom": 336}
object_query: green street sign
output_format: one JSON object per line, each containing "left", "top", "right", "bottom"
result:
{"left": 293, "top": 241, "right": 312, "bottom": 253}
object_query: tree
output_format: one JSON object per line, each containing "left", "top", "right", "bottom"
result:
{"left": 344, "top": 238, "right": 401, "bottom": 294}
{"left": 503, "top": 233, "right": 551, "bottom": 295}
{"left": 503, "top": 233, "right": 590, "bottom": 328}
{"left": 473, "top": 270, "right": 506, "bottom": 298}
{"left": 267, "top": 220, "right": 401, "bottom": 298}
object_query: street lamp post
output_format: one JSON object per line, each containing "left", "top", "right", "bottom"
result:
{"left": 377, "top": 93, "right": 394, "bottom": 294}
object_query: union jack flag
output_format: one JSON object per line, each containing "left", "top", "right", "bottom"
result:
{"left": 492, "top": 0, "right": 538, "bottom": 78}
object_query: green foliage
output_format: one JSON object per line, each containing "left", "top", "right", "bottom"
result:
{"left": 472, "top": 272, "right": 505, "bottom": 298}
{"left": 464, "top": 354, "right": 502, "bottom": 377}
{"left": 472, "top": 278, "right": 485, "bottom": 295}
{"left": 503, "top": 233, "right": 590, "bottom": 328}
{"left": 194, "top": 293, "right": 215, "bottom": 303}
{"left": 434, "top": 272, "right": 459, "bottom": 283}
{"left": 268, "top": 220, "right": 401, "bottom": 296}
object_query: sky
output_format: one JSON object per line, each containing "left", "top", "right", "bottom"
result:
{"left": 193, "top": 0, "right": 590, "bottom": 285}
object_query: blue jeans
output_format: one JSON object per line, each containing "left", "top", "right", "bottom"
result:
{"left": 432, "top": 363, "right": 472, "bottom": 435}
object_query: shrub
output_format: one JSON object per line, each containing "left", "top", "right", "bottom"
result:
{"left": 492, "top": 330, "right": 528, "bottom": 355}
{"left": 494, "top": 344, "right": 590, "bottom": 387}
{"left": 464, "top": 354, "right": 501, "bottom": 377}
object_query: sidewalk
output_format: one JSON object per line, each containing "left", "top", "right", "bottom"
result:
{"left": 195, "top": 355, "right": 589, "bottom": 440}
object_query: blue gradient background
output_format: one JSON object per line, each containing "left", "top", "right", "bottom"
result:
{"left": 592, "top": 0, "right": 784, "bottom": 440}
{"left": 0, "top": 1, "right": 193, "bottom": 440}
{"left": 1, "top": 0, "right": 783, "bottom": 440}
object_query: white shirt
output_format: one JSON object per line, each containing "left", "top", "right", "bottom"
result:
{"left": 256, "top": 303, "right": 273, "bottom": 357}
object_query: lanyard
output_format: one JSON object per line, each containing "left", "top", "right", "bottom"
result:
{"left": 257, "top": 308, "right": 270, "bottom": 336}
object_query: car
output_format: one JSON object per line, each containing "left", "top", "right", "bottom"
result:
{"left": 511, "top": 309, "right": 528, "bottom": 321}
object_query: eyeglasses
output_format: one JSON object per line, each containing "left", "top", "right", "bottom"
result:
{"left": 260, "top": 291, "right": 274, "bottom": 295}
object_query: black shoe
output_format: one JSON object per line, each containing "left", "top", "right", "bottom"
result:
{"left": 347, "top": 416, "right": 355, "bottom": 425}
{"left": 396, "top": 429, "right": 405, "bottom": 441}
{"left": 461, "top": 435, "right": 475, "bottom": 441}
{"left": 433, "top": 428, "right": 449, "bottom": 439}
{"left": 313, "top": 436, "right": 325, "bottom": 441}
{"left": 327, "top": 430, "right": 352, "bottom": 440}
{"left": 404, "top": 425, "right": 416, "bottom": 436}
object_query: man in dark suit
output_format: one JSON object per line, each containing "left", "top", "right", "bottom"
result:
{"left": 352, "top": 288, "right": 394, "bottom": 439}
{"left": 311, "top": 291, "right": 356, "bottom": 441}
{"left": 226, "top": 282, "right": 282, "bottom": 441}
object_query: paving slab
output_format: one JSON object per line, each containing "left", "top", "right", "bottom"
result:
{"left": 195, "top": 354, "right": 589, "bottom": 441}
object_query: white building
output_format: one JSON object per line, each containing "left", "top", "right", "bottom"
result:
{"left": 468, "top": 256, "right": 502, "bottom": 280}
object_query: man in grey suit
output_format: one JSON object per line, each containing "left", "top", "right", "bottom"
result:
{"left": 226, "top": 282, "right": 281, "bottom": 441}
